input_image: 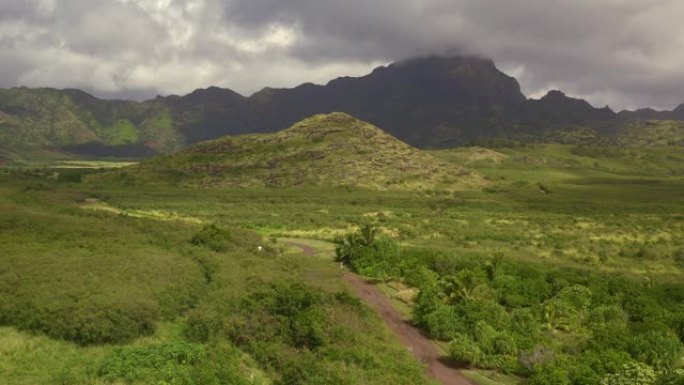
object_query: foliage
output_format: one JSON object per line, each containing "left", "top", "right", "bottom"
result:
{"left": 600, "top": 363, "right": 657, "bottom": 385}
{"left": 99, "top": 341, "right": 259, "bottom": 385}
{"left": 184, "top": 280, "right": 430, "bottom": 385}
{"left": 333, "top": 223, "right": 684, "bottom": 384}
{"left": 190, "top": 223, "right": 233, "bottom": 252}
{"left": 100, "top": 113, "right": 484, "bottom": 190}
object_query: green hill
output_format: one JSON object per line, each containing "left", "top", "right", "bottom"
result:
{"left": 116, "top": 113, "right": 485, "bottom": 190}
{"left": 0, "top": 87, "right": 183, "bottom": 161}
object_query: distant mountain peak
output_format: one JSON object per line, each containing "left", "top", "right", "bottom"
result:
{"left": 541, "top": 90, "right": 567, "bottom": 99}
{"left": 187, "top": 86, "right": 244, "bottom": 99}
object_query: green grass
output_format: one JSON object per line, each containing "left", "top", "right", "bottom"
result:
{"left": 0, "top": 175, "right": 435, "bottom": 384}
{"left": 2, "top": 138, "right": 684, "bottom": 384}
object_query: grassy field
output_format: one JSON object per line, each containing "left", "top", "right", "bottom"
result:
{"left": 82, "top": 147, "right": 684, "bottom": 281}
{"left": 0, "top": 175, "right": 434, "bottom": 385}
{"left": 1, "top": 141, "right": 683, "bottom": 384}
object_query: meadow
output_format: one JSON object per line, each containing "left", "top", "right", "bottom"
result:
{"left": 0, "top": 173, "right": 432, "bottom": 385}
{"left": 1, "top": 141, "right": 683, "bottom": 384}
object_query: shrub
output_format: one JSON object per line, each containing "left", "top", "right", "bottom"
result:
{"left": 190, "top": 224, "right": 232, "bottom": 252}
{"left": 15, "top": 298, "right": 158, "bottom": 345}
{"left": 422, "top": 304, "right": 465, "bottom": 340}
{"left": 528, "top": 359, "right": 571, "bottom": 385}
{"left": 600, "top": 363, "right": 656, "bottom": 385}
{"left": 629, "top": 330, "right": 684, "bottom": 370}
{"left": 58, "top": 170, "right": 84, "bottom": 183}
{"left": 449, "top": 333, "right": 483, "bottom": 367}
{"left": 99, "top": 342, "right": 255, "bottom": 385}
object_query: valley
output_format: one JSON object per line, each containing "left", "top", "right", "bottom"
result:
{"left": 1, "top": 113, "right": 683, "bottom": 384}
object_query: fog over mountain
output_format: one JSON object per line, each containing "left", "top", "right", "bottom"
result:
{"left": 1, "top": 0, "right": 684, "bottom": 110}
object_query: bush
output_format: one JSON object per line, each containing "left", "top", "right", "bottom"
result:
{"left": 422, "top": 304, "right": 465, "bottom": 340}
{"left": 58, "top": 170, "right": 84, "bottom": 183}
{"left": 528, "top": 359, "right": 571, "bottom": 385}
{"left": 99, "top": 342, "right": 255, "bottom": 385}
{"left": 600, "top": 363, "right": 656, "bottom": 385}
{"left": 449, "top": 333, "right": 482, "bottom": 367}
{"left": 15, "top": 298, "right": 158, "bottom": 345}
{"left": 629, "top": 330, "right": 684, "bottom": 370}
{"left": 190, "top": 224, "right": 232, "bottom": 252}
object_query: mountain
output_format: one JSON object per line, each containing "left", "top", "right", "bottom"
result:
{"left": 1, "top": 54, "right": 680, "bottom": 160}
{"left": 0, "top": 87, "right": 184, "bottom": 160}
{"left": 112, "top": 112, "right": 485, "bottom": 190}
{"left": 242, "top": 56, "right": 530, "bottom": 147}
{"left": 618, "top": 103, "right": 684, "bottom": 121}
{"left": 522, "top": 90, "right": 615, "bottom": 127}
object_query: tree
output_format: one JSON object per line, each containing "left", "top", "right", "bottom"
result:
{"left": 438, "top": 268, "right": 489, "bottom": 304}
{"left": 334, "top": 232, "right": 361, "bottom": 265}
{"left": 358, "top": 225, "right": 377, "bottom": 247}
{"left": 333, "top": 225, "right": 377, "bottom": 266}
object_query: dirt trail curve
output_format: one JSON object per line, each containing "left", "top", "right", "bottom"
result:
{"left": 283, "top": 241, "right": 473, "bottom": 385}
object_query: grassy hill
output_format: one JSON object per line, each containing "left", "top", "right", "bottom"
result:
{"left": 113, "top": 112, "right": 485, "bottom": 190}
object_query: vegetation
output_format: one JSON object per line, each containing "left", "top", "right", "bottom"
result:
{"left": 2, "top": 115, "right": 684, "bottom": 384}
{"left": 0, "top": 174, "right": 432, "bottom": 384}
{"left": 5, "top": 56, "right": 683, "bottom": 161}
{"left": 334, "top": 226, "right": 684, "bottom": 384}
{"left": 98, "top": 113, "right": 484, "bottom": 190}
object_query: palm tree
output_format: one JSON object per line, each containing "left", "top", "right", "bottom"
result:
{"left": 485, "top": 251, "right": 505, "bottom": 280}
{"left": 334, "top": 225, "right": 378, "bottom": 266}
{"left": 334, "top": 232, "right": 360, "bottom": 265}
{"left": 438, "top": 269, "right": 488, "bottom": 304}
{"left": 358, "top": 225, "right": 377, "bottom": 247}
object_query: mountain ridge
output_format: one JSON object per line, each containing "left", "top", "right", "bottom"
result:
{"left": 1, "top": 55, "right": 683, "bottom": 160}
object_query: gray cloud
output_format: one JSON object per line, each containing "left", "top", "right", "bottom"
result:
{"left": 1, "top": 0, "right": 683, "bottom": 110}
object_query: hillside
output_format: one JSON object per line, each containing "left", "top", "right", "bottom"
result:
{"left": 119, "top": 113, "right": 484, "bottom": 190}
{"left": 4, "top": 55, "right": 678, "bottom": 160}
{"left": 0, "top": 88, "right": 183, "bottom": 160}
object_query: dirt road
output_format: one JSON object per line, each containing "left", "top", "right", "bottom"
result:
{"left": 282, "top": 240, "right": 473, "bottom": 385}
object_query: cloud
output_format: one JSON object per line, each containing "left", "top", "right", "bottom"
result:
{"left": 1, "top": 0, "right": 684, "bottom": 110}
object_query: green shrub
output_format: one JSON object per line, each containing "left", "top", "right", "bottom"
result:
{"left": 58, "top": 170, "right": 84, "bottom": 183}
{"left": 14, "top": 298, "right": 158, "bottom": 345}
{"left": 190, "top": 224, "right": 233, "bottom": 252}
{"left": 629, "top": 330, "right": 684, "bottom": 370}
{"left": 99, "top": 342, "right": 255, "bottom": 385}
{"left": 600, "top": 363, "right": 656, "bottom": 385}
{"left": 449, "top": 333, "right": 482, "bottom": 367}
{"left": 422, "top": 304, "right": 465, "bottom": 340}
{"left": 529, "top": 358, "right": 572, "bottom": 385}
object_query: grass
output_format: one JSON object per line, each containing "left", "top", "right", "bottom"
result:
{"left": 0, "top": 174, "right": 435, "bottom": 384}
{"left": 1, "top": 138, "right": 683, "bottom": 384}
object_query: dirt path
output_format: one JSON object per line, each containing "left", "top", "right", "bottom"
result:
{"left": 282, "top": 240, "right": 473, "bottom": 385}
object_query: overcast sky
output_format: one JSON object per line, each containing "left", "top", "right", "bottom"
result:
{"left": 1, "top": 0, "right": 684, "bottom": 110}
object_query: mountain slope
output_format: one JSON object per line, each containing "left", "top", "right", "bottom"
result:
{"left": 240, "top": 56, "right": 530, "bottom": 147}
{"left": 0, "top": 87, "right": 183, "bottom": 160}
{"left": 120, "top": 113, "right": 485, "bottom": 190}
